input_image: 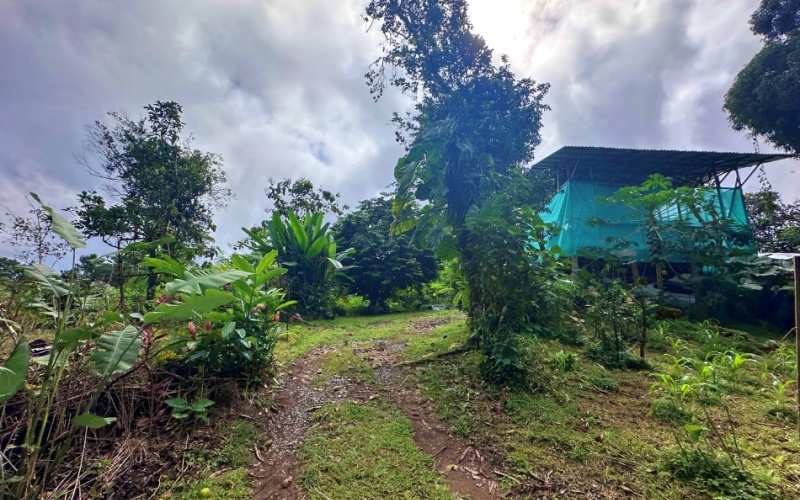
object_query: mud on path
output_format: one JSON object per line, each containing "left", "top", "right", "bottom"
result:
{"left": 252, "top": 336, "right": 502, "bottom": 499}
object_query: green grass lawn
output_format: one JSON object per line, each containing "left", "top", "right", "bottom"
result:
{"left": 298, "top": 398, "right": 453, "bottom": 500}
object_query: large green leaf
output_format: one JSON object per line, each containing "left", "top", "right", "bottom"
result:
{"left": 0, "top": 339, "right": 30, "bottom": 402}
{"left": 91, "top": 325, "right": 142, "bottom": 377}
{"left": 684, "top": 424, "right": 705, "bottom": 442}
{"left": 230, "top": 254, "right": 255, "bottom": 273}
{"left": 55, "top": 328, "right": 95, "bottom": 350}
{"left": 30, "top": 192, "right": 86, "bottom": 249}
{"left": 105, "top": 236, "right": 176, "bottom": 257}
{"left": 143, "top": 289, "right": 236, "bottom": 324}
{"left": 73, "top": 413, "right": 117, "bottom": 429}
{"left": 306, "top": 236, "right": 328, "bottom": 260}
{"left": 165, "top": 269, "right": 250, "bottom": 294}
{"left": 22, "top": 264, "right": 69, "bottom": 297}
{"left": 287, "top": 211, "right": 309, "bottom": 251}
{"left": 140, "top": 255, "right": 186, "bottom": 279}
{"left": 253, "top": 267, "right": 287, "bottom": 288}
{"left": 255, "top": 250, "right": 279, "bottom": 275}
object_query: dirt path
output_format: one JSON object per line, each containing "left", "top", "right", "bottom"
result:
{"left": 251, "top": 336, "right": 502, "bottom": 499}
{"left": 251, "top": 347, "right": 372, "bottom": 499}
{"left": 360, "top": 339, "right": 501, "bottom": 499}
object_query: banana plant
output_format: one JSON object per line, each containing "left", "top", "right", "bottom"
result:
{"left": 242, "top": 210, "right": 353, "bottom": 316}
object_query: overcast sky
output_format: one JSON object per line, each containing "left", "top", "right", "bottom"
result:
{"left": 1, "top": 0, "right": 797, "bottom": 260}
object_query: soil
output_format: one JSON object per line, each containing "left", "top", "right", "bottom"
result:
{"left": 251, "top": 337, "right": 503, "bottom": 499}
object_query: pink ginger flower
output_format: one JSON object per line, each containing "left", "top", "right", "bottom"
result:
{"left": 187, "top": 321, "right": 196, "bottom": 339}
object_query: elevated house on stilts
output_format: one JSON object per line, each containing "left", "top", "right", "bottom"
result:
{"left": 533, "top": 146, "right": 796, "bottom": 289}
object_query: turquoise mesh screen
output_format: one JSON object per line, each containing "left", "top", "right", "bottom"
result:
{"left": 540, "top": 181, "right": 751, "bottom": 262}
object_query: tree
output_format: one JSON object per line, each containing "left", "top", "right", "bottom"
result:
{"left": 724, "top": 1, "right": 800, "bottom": 153}
{"left": 334, "top": 196, "right": 437, "bottom": 311}
{"left": 74, "top": 101, "right": 232, "bottom": 301}
{"left": 365, "top": 0, "right": 549, "bottom": 381}
{"left": 265, "top": 177, "right": 346, "bottom": 218}
{"left": 745, "top": 169, "right": 800, "bottom": 252}
{"left": 2, "top": 201, "right": 69, "bottom": 265}
{"left": 749, "top": 0, "right": 800, "bottom": 41}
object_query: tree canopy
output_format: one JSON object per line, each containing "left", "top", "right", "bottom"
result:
{"left": 724, "top": 0, "right": 800, "bottom": 153}
{"left": 749, "top": 0, "right": 800, "bottom": 41}
{"left": 366, "top": 0, "right": 549, "bottom": 236}
{"left": 76, "top": 101, "right": 231, "bottom": 255}
{"left": 264, "top": 177, "right": 345, "bottom": 218}
{"left": 74, "top": 101, "right": 232, "bottom": 300}
{"left": 334, "top": 196, "right": 438, "bottom": 310}
{"left": 744, "top": 170, "right": 800, "bottom": 252}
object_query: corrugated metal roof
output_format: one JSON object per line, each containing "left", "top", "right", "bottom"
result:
{"left": 533, "top": 146, "right": 797, "bottom": 186}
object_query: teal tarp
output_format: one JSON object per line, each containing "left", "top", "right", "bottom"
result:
{"left": 540, "top": 181, "right": 751, "bottom": 262}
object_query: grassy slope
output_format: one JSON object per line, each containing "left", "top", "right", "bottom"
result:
{"left": 405, "top": 320, "right": 799, "bottom": 498}
{"left": 173, "top": 309, "right": 798, "bottom": 498}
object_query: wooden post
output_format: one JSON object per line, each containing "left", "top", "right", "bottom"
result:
{"left": 631, "top": 263, "right": 641, "bottom": 284}
{"left": 794, "top": 256, "right": 799, "bottom": 444}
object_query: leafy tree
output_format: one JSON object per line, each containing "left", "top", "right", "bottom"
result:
{"left": 365, "top": 0, "right": 549, "bottom": 381}
{"left": 744, "top": 169, "right": 800, "bottom": 252}
{"left": 74, "top": 101, "right": 232, "bottom": 301}
{"left": 75, "top": 254, "right": 115, "bottom": 285}
{"left": 334, "top": 196, "right": 437, "bottom": 311}
{"left": 724, "top": 1, "right": 800, "bottom": 152}
{"left": 265, "top": 177, "right": 346, "bottom": 218}
{"left": 749, "top": 0, "right": 800, "bottom": 41}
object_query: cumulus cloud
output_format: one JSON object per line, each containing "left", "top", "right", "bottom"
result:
{"left": 0, "top": 0, "right": 797, "bottom": 260}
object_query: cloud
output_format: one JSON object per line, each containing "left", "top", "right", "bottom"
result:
{"left": 0, "top": 0, "right": 797, "bottom": 262}
{"left": 0, "top": 0, "right": 411, "bottom": 258}
{"left": 470, "top": 0, "right": 799, "bottom": 195}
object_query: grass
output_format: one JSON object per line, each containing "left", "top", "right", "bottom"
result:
{"left": 298, "top": 398, "right": 453, "bottom": 499}
{"left": 400, "top": 320, "right": 469, "bottom": 361}
{"left": 401, "top": 320, "right": 800, "bottom": 499}
{"left": 168, "top": 469, "right": 252, "bottom": 500}
{"left": 275, "top": 310, "right": 464, "bottom": 364}
{"left": 183, "top": 310, "right": 797, "bottom": 499}
{"left": 313, "top": 348, "right": 375, "bottom": 387}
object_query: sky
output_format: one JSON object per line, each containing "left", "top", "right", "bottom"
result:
{"left": 0, "top": 0, "right": 797, "bottom": 261}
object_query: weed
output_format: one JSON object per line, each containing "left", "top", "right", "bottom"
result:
{"left": 168, "top": 469, "right": 253, "bottom": 500}
{"left": 657, "top": 447, "right": 778, "bottom": 499}
{"left": 165, "top": 397, "right": 215, "bottom": 423}
{"left": 314, "top": 349, "right": 374, "bottom": 386}
{"left": 581, "top": 365, "right": 620, "bottom": 392}
{"left": 649, "top": 398, "right": 693, "bottom": 425}
{"left": 550, "top": 350, "right": 579, "bottom": 372}
{"left": 207, "top": 422, "right": 259, "bottom": 469}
